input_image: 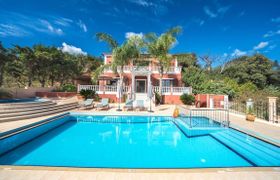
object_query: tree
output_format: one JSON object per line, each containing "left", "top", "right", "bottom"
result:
{"left": 0, "top": 42, "right": 9, "bottom": 87}
{"left": 182, "top": 66, "right": 207, "bottom": 94}
{"left": 145, "top": 26, "right": 182, "bottom": 100}
{"left": 175, "top": 53, "right": 199, "bottom": 70}
{"left": 223, "top": 54, "right": 273, "bottom": 89}
{"left": 93, "top": 32, "right": 141, "bottom": 89}
{"left": 33, "top": 45, "right": 52, "bottom": 87}
{"left": 268, "top": 60, "right": 280, "bottom": 87}
{"left": 13, "top": 46, "right": 36, "bottom": 87}
{"left": 199, "top": 55, "right": 213, "bottom": 72}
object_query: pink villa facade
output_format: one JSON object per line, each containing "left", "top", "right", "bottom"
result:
{"left": 78, "top": 54, "right": 192, "bottom": 104}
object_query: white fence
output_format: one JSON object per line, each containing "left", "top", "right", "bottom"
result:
{"left": 78, "top": 85, "right": 191, "bottom": 95}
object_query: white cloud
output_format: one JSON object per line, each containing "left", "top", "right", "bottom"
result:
{"left": 203, "top": 5, "right": 230, "bottom": 18}
{"left": 40, "top": 20, "right": 63, "bottom": 35}
{"left": 268, "top": 44, "right": 277, "bottom": 50}
{"left": 77, "top": 20, "right": 87, "bottom": 32}
{"left": 264, "top": 29, "right": 280, "bottom": 38}
{"left": 54, "top": 17, "right": 73, "bottom": 27}
{"left": 128, "top": 0, "right": 154, "bottom": 7}
{"left": 253, "top": 42, "right": 269, "bottom": 50}
{"left": 271, "top": 17, "right": 280, "bottom": 23}
{"left": 199, "top": 20, "right": 205, "bottom": 26}
{"left": 59, "top": 42, "right": 87, "bottom": 55}
{"left": 0, "top": 24, "right": 29, "bottom": 37}
{"left": 203, "top": 6, "right": 217, "bottom": 18}
{"left": 125, "top": 32, "right": 143, "bottom": 39}
{"left": 217, "top": 6, "right": 231, "bottom": 15}
{"left": 231, "top": 49, "right": 246, "bottom": 57}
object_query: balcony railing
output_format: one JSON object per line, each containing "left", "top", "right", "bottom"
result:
{"left": 78, "top": 85, "right": 191, "bottom": 95}
{"left": 104, "top": 66, "right": 182, "bottom": 74}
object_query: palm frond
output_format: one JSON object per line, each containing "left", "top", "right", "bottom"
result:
{"left": 91, "top": 64, "right": 111, "bottom": 83}
{"left": 96, "top": 33, "right": 118, "bottom": 50}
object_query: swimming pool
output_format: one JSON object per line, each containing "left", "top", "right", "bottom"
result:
{"left": 0, "top": 114, "right": 279, "bottom": 168}
{"left": 0, "top": 98, "right": 46, "bottom": 103}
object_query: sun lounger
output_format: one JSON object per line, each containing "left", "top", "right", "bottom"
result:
{"left": 135, "top": 100, "right": 145, "bottom": 111}
{"left": 96, "top": 98, "right": 109, "bottom": 110}
{"left": 123, "top": 99, "right": 133, "bottom": 111}
{"left": 79, "top": 99, "right": 94, "bottom": 109}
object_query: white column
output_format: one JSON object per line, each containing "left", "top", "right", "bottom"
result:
{"left": 224, "top": 95, "right": 229, "bottom": 109}
{"left": 268, "top": 97, "right": 277, "bottom": 123}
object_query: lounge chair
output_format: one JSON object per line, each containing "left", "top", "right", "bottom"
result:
{"left": 123, "top": 99, "right": 133, "bottom": 111}
{"left": 135, "top": 100, "right": 145, "bottom": 111}
{"left": 79, "top": 99, "right": 94, "bottom": 109}
{"left": 96, "top": 98, "right": 109, "bottom": 110}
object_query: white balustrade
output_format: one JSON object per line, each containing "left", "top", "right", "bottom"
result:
{"left": 103, "top": 65, "right": 182, "bottom": 74}
{"left": 78, "top": 85, "right": 130, "bottom": 94}
{"left": 78, "top": 85, "right": 191, "bottom": 95}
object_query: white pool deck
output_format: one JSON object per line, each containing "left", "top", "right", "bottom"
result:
{"left": 0, "top": 103, "right": 280, "bottom": 179}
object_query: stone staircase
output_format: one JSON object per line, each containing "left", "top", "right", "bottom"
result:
{"left": 0, "top": 100, "right": 77, "bottom": 123}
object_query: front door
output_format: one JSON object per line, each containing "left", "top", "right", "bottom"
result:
{"left": 136, "top": 80, "right": 146, "bottom": 93}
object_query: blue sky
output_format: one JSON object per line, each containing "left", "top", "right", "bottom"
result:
{"left": 0, "top": 0, "right": 280, "bottom": 61}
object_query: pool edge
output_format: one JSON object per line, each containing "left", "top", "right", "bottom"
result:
{"left": 0, "top": 165, "right": 279, "bottom": 173}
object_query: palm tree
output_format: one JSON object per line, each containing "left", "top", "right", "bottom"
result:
{"left": 93, "top": 33, "right": 142, "bottom": 89}
{"left": 93, "top": 33, "right": 143, "bottom": 110}
{"left": 145, "top": 26, "right": 182, "bottom": 102}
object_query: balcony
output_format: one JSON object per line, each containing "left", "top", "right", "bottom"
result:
{"left": 104, "top": 66, "right": 182, "bottom": 74}
{"left": 78, "top": 85, "right": 191, "bottom": 95}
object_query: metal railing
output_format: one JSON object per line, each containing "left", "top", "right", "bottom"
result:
{"left": 178, "top": 106, "right": 229, "bottom": 128}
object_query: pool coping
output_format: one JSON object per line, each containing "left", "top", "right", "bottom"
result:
{"left": 0, "top": 165, "right": 279, "bottom": 173}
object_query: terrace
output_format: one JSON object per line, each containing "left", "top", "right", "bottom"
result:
{"left": 78, "top": 84, "right": 192, "bottom": 95}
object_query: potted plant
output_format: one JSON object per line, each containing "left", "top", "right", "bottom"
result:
{"left": 246, "top": 106, "right": 255, "bottom": 122}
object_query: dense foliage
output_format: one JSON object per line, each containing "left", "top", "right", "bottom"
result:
{"left": 0, "top": 89, "right": 12, "bottom": 99}
{"left": 79, "top": 89, "right": 96, "bottom": 99}
{"left": 0, "top": 42, "right": 102, "bottom": 88}
{"left": 181, "top": 53, "right": 280, "bottom": 101}
{"left": 180, "top": 94, "right": 195, "bottom": 105}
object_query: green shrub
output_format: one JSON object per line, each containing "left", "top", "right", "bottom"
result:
{"left": 0, "top": 89, "right": 12, "bottom": 99}
{"left": 79, "top": 89, "right": 96, "bottom": 99}
{"left": 61, "top": 84, "right": 77, "bottom": 92}
{"left": 180, "top": 94, "right": 195, "bottom": 105}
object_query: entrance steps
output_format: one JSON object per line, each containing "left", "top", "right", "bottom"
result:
{"left": 134, "top": 93, "right": 155, "bottom": 109}
{"left": 0, "top": 100, "right": 77, "bottom": 123}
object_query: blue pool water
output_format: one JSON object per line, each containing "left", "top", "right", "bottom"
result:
{"left": 0, "top": 115, "right": 279, "bottom": 168}
{"left": 0, "top": 98, "right": 46, "bottom": 103}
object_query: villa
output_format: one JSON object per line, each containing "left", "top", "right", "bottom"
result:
{"left": 78, "top": 53, "right": 192, "bottom": 104}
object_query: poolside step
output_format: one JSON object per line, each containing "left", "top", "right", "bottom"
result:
{"left": 211, "top": 130, "right": 280, "bottom": 166}
{"left": 0, "top": 102, "right": 77, "bottom": 123}
{"left": 0, "top": 102, "right": 57, "bottom": 113}
{"left": 226, "top": 129, "right": 280, "bottom": 156}
{"left": 0, "top": 101, "right": 54, "bottom": 109}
